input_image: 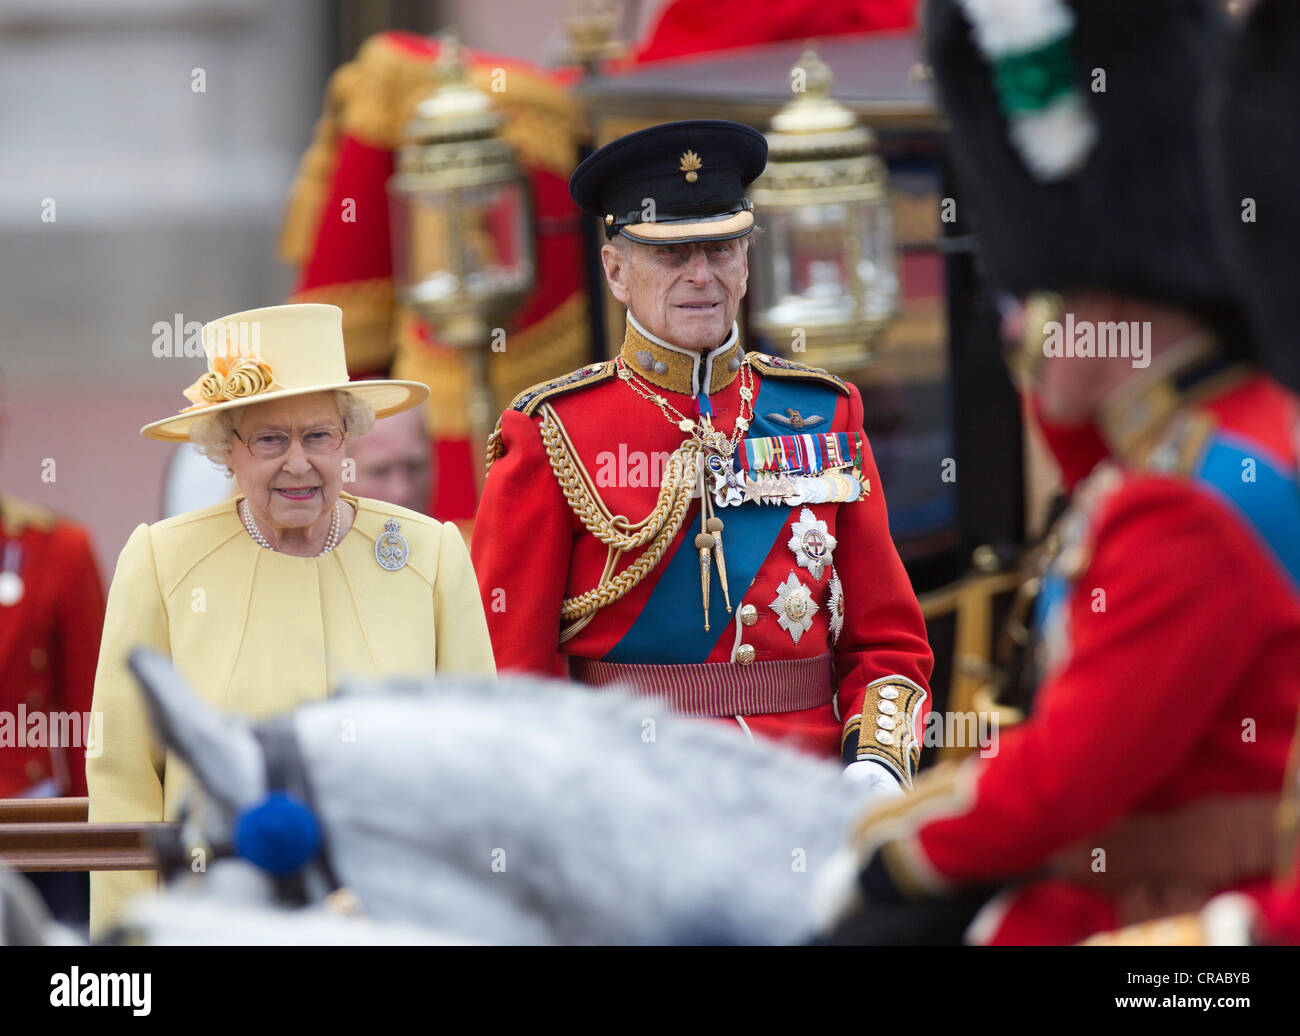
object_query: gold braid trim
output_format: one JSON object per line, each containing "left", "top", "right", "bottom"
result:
{"left": 327, "top": 34, "right": 583, "bottom": 176}
{"left": 852, "top": 676, "right": 929, "bottom": 786}
{"left": 535, "top": 404, "right": 699, "bottom": 628}
{"left": 276, "top": 84, "right": 344, "bottom": 266}
{"left": 485, "top": 416, "right": 506, "bottom": 475}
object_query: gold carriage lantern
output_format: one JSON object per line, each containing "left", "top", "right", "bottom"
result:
{"left": 387, "top": 35, "right": 536, "bottom": 480}
{"left": 747, "top": 44, "right": 899, "bottom": 373}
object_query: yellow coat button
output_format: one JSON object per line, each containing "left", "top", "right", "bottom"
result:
{"left": 736, "top": 644, "right": 756, "bottom": 665}
{"left": 739, "top": 604, "right": 758, "bottom": 626}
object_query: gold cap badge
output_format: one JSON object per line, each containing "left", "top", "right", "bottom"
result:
{"left": 679, "top": 149, "right": 702, "bottom": 183}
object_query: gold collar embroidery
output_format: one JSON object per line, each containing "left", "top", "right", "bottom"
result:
{"left": 1096, "top": 336, "right": 1246, "bottom": 465}
{"left": 619, "top": 314, "right": 741, "bottom": 398}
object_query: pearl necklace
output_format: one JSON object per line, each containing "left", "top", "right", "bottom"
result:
{"left": 240, "top": 498, "right": 341, "bottom": 556}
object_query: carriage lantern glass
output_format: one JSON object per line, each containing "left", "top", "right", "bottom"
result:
{"left": 747, "top": 44, "right": 899, "bottom": 373}
{"left": 388, "top": 34, "right": 536, "bottom": 483}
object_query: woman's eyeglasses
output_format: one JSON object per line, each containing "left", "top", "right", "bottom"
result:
{"left": 233, "top": 423, "right": 347, "bottom": 460}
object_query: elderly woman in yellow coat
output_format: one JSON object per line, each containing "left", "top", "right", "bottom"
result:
{"left": 88, "top": 303, "right": 496, "bottom": 936}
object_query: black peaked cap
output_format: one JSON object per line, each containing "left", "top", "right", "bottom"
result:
{"left": 570, "top": 119, "right": 767, "bottom": 243}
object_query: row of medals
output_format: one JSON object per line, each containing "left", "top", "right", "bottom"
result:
{"left": 690, "top": 403, "right": 858, "bottom": 638}
{"left": 616, "top": 358, "right": 858, "bottom": 636}
{"left": 708, "top": 460, "right": 866, "bottom": 509}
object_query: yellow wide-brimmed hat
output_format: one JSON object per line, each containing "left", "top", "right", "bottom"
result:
{"left": 140, "top": 304, "right": 429, "bottom": 441}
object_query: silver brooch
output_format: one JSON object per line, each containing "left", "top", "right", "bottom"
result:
{"left": 374, "top": 518, "right": 409, "bottom": 571}
{"left": 827, "top": 568, "right": 845, "bottom": 644}
{"left": 770, "top": 571, "right": 818, "bottom": 645}
{"left": 788, "top": 507, "right": 836, "bottom": 581}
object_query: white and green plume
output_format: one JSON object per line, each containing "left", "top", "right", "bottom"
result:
{"left": 953, "top": 0, "right": 1098, "bottom": 180}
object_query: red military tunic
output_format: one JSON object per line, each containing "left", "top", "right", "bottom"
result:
{"left": 851, "top": 358, "right": 1300, "bottom": 942}
{"left": 0, "top": 496, "right": 105, "bottom": 797}
{"left": 472, "top": 318, "right": 933, "bottom": 772}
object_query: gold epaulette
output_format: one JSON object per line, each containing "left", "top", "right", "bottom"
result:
{"left": 746, "top": 352, "right": 850, "bottom": 396}
{"left": 0, "top": 495, "right": 59, "bottom": 537}
{"left": 1128, "top": 409, "right": 1217, "bottom": 477}
{"left": 485, "top": 362, "right": 617, "bottom": 475}
{"left": 508, "top": 361, "right": 618, "bottom": 418}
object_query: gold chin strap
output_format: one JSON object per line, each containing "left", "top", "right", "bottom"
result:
{"left": 1006, "top": 291, "right": 1065, "bottom": 390}
{"left": 537, "top": 403, "right": 701, "bottom": 643}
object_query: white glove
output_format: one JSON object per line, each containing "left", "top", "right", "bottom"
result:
{"left": 842, "top": 760, "right": 904, "bottom": 802}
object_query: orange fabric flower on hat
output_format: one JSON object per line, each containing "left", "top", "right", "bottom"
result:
{"left": 180, "top": 331, "right": 276, "bottom": 412}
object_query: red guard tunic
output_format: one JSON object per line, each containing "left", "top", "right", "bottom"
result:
{"left": 0, "top": 496, "right": 105, "bottom": 798}
{"left": 472, "top": 319, "right": 933, "bottom": 773}
{"left": 851, "top": 357, "right": 1300, "bottom": 943}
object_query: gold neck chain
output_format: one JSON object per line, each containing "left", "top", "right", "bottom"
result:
{"left": 614, "top": 353, "right": 754, "bottom": 457}
{"left": 613, "top": 352, "right": 759, "bottom": 632}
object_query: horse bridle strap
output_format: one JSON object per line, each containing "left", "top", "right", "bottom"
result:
{"left": 252, "top": 717, "right": 345, "bottom": 904}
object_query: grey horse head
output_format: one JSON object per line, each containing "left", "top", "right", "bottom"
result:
{"left": 126, "top": 649, "right": 868, "bottom": 944}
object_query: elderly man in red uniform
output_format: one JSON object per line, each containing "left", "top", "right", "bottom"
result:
{"left": 0, "top": 494, "right": 103, "bottom": 798}
{"left": 472, "top": 120, "right": 933, "bottom": 791}
{"left": 822, "top": 0, "right": 1300, "bottom": 945}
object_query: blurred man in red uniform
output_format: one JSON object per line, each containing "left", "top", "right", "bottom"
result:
{"left": 0, "top": 488, "right": 105, "bottom": 927}
{"left": 0, "top": 497, "right": 103, "bottom": 797}
{"left": 473, "top": 121, "right": 932, "bottom": 791}
{"left": 824, "top": 0, "right": 1300, "bottom": 945}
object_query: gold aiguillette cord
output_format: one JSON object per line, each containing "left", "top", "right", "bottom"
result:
{"left": 693, "top": 420, "right": 735, "bottom": 631}
{"left": 704, "top": 504, "right": 731, "bottom": 614}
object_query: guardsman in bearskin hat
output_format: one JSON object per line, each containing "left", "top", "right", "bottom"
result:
{"left": 1082, "top": 0, "right": 1300, "bottom": 947}
{"left": 472, "top": 120, "right": 934, "bottom": 792}
{"left": 819, "top": 0, "right": 1300, "bottom": 945}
